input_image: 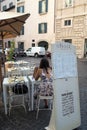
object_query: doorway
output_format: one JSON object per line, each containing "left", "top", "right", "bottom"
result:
{"left": 38, "top": 41, "right": 48, "bottom": 50}
{"left": 18, "top": 42, "right": 24, "bottom": 50}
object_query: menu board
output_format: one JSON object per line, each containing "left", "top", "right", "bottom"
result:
{"left": 47, "top": 42, "right": 81, "bottom": 130}
{"left": 52, "top": 52, "right": 77, "bottom": 79}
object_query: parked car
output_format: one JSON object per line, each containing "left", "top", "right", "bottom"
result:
{"left": 46, "top": 51, "right": 51, "bottom": 58}
{"left": 14, "top": 48, "right": 26, "bottom": 57}
{"left": 24, "top": 47, "right": 45, "bottom": 57}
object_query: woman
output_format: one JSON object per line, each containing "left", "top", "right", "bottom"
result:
{"left": 33, "top": 58, "right": 53, "bottom": 108}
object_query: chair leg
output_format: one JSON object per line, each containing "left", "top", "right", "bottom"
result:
{"left": 22, "top": 96, "right": 27, "bottom": 113}
{"left": 9, "top": 103, "right": 11, "bottom": 116}
{"left": 36, "top": 98, "right": 40, "bottom": 119}
{"left": 8, "top": 97, "right": 11, "bottom": 116}
{"left": 23, "top": 104, "right": 27, "bottom": 113}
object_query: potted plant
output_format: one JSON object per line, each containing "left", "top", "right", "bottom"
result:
{"left": 7, "top": 41, "right": 15, "bottom": 61}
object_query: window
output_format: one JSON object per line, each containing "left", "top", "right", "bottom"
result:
{"left": 20, "top": 26, "right": 24, "bottom": 35}
{"left": 64, "top": 20, "right": 71, "bottom": 26}
{"left": 32, "top": 43, "right": 35, "bottom": 47}
{"left": 39, "top": 0, "right": 48, "bottom": 14}
{"left": 63, "top": 39, "right": 72, "bottom": 43}
{"left": 17, "top": 6, "right": 24, "bottom": 13}
{"left": 18, "top": 42, "right": 24, "bottom": 50}
{"left": 27, "top": 48, "right": 31, "bottom": 51}
{"left": 65, "top": 0, "right": 73, "bottom": 7}
{"left": 3, "top": 5, "right": 7, "bottom": 11}
{"left": 38, "top": 23, "right": 47, "bottom": 33}
{"left": 8, "top": 41, "right": 11, "bottom": 48}
{"left": 9, "top": 2, "right": 13, "bottom": 8}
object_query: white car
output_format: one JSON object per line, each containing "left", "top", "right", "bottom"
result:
{"left": 25, "top": 47, "right": 45, "bottom": 57}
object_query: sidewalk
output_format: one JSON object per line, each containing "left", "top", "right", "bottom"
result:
{"left": 0, "top": 96, "right": 51, "bottom": 130}
{"left": 0, "top": 58, "right": 87, "bottom": 130}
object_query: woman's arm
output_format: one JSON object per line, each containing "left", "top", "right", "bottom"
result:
{"left": 34, "top": 68, "right": 42, "bottom": 80}
{"left": 33, "top": 67, "right": 38, "bottom": 78}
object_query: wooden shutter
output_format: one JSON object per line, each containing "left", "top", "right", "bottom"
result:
{"left": 46, "top": 0, "right": 48, "bottom": 12}
{"left": 17, "top": 7, "right": 20, "bottom": 12}
{"left": 44, "top": 23, "right": 47, "bottom": 33}
{"left": 39, "top": 1, "right": 42, "bottom": 13}
{"left": 38, "top": 24, "right": 41, "bottom": 33}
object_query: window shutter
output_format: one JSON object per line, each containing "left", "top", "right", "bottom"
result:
{"left": 38, "top": 24, "right": 40, "bottom": 33}
{"left": 46, "top": 0, "right": 48, "bottom": 12}
{"left": 44, "top": 23, "right": 47, "bottom": 33}
{"left": 39, "top": 1, "right": 42, "bottom": 13}
{"left": 17, "top": 7, "right": 20, "bottom": 12}
{"left": 22, "top": 26, "right": 24, "bottom": 35}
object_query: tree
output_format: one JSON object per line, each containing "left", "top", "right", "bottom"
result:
{"left": 7, "top": 41, "right": 15, "bottom": 61}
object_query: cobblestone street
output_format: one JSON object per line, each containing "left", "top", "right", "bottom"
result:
{"left": 0, "top": 57, "right": 87, "bottom": 130}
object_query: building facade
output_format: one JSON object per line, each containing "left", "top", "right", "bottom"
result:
{"left": 55, "top": 0, "right": 87, "bottom": 58}
{"left": 0, "top": 0, "right": 55, "bottom": 51}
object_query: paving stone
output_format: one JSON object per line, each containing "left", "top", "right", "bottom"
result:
{"left": 0, "top": 58, "right": 87, "bottom": 130}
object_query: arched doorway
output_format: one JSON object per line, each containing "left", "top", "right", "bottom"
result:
{"left": 38, "top": 41, "right": 48, "bottom": 50}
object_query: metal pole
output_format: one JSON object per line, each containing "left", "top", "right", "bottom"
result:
{"left": 0, "top": 58, "right": 2, "bottom": 92}
{"left": 1, "top": 32, "right": 5, "bottom": 76}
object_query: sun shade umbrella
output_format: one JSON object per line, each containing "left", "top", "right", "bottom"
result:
{"left": 0, "top": 11, "right": 30, "bottom": 87}
{"left": 0, "top": 11, "right": 30, "bottom": 52}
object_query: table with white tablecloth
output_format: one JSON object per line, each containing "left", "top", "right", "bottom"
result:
{"left": 3, "top": 76, "right": 30, "bottom": 115}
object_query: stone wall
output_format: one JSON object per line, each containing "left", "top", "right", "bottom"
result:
{"left": 55, "top": 15, "right": 87, "bottom": 58}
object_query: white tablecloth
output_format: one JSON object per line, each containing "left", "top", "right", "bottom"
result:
{"left": 7, "top": 67, "right": 31, "bottom": 76}
{"left": 3, "top": 76, "right": 30, "bottom": 115}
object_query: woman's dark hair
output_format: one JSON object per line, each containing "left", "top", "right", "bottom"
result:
{"left": 39, "top": 58, "right": 50, "bottom": 73}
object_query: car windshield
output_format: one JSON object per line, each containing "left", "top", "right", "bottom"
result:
{"left": 27, "top": 48, "right": 31, "bottom": 51}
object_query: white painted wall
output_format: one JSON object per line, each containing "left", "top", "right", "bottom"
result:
{"left": 1, "top": 0, "right": 55, "bottom": 52}
{"left": 16, "top": 0, "right": 55, "bottom": 51}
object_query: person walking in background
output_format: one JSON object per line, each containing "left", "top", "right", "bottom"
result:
{"left": 33, "top": 57, "right": 53, "bottom": 108}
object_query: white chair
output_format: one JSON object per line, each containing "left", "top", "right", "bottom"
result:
{"left": 36, "top": 94, "right": 53, "bottom": 119}
{"left": 36, "top": 82, "right": 54, "bottom": 119}
{"left": 8, "top": 80, "right": 28, "bottom": 115}
{"left": 35, "top": 81, "right": 54, "bottom": 119}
